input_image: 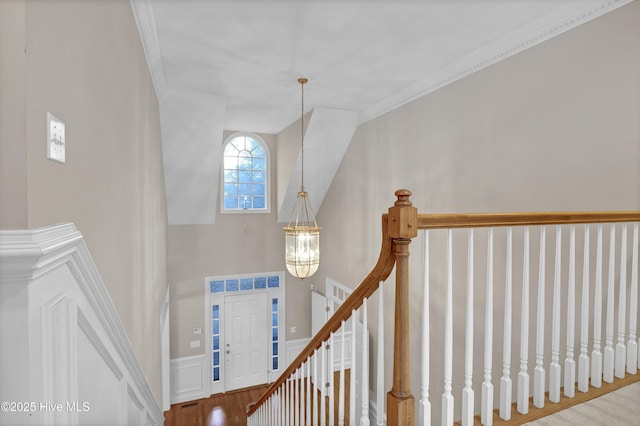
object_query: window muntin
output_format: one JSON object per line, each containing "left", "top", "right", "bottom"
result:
{"left": 222, "top": 134, "right": 269, "bottom": 212}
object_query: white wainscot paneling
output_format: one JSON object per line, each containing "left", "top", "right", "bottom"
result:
{"left": 0, "top": 223, "right": 163, "bottom": 426}
{"left": 170, "top": 355, "right": 208, "bottom": 404}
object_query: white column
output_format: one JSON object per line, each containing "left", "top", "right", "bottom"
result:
{"left": 591, "top": 224, "right": 604, "bottom": 388}
{"left": 462, "top": 229, "right": 474, "bottom": 426}
{"left": 549, "top": 225, "right": 562, "bottom": 403}
{"left": 376, "top": 283, "right": 385, "bottom": 426}
{"left": 628, "top": 223, "right": 639, "bottom": 375}
{"left": 604, "top": 224, "right": 616, "bottom": 383}
{"left": 517, "top": 227, "right": 530, "bottom": 414}
{"left": 421, "top": 231, "right": 431, "bottom": 426}
{"left": 500, "top": 227, "right": 513, "bottom": 420}
{"left": 361, "top": 298, "right": 370, "bottom": 426}
{"left": 481, "top": 228, "right": 494, "bottom": 426}
{"left": 534, "top": 227, "right": 546, "bottom": 408}
{"left": 615, "top": 224, "right": 627, "bottom": 379}
{"left": 442, "top": 229, "right": 454, "bottom": 426}
{"left": 564, "top": 224, "right": 576, "bottom": 398}
{"left": 578, "top": 224, "right": 590, "bottom": 393}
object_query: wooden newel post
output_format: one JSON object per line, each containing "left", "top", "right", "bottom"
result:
{"left": 387, "top": 189, "right": 418, "bottom": 426}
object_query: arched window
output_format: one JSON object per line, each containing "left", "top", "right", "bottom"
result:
{"left": 221, "top": 133, "right": 269, "bottom": 212}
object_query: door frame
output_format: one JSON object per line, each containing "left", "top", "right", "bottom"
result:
{"left": 204, "top": 272, "right": 285, "bottom": 395}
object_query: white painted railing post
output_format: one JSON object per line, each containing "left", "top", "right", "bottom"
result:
{"left": 517, "top": 227, "right": 530, "bottom": 414}
{"left": 564, "top": 225, "right": 576, "bottom": 398}
{"left": 350, "top": 309, "right": 357, "bottom": 426}
{"left": 376, "top": 283, "right": 385, "bottom": 426}
{"left": 578, "top": 224, "right": 590, "bottom": 393}
{"left": 462, "top": 229, "right": 474, "bottom": 426}
{"left": 421, "top": 231, "right": 431, "bottom": 426}
{"left": 314, "top": 348, "right": 320, "bottom": 426}
{"left": 591, "top": 224, "right": 604, "bottom": 388}
{"left": 361, "top": 298, "right": 370, "bottom": 426}
{"left": 534, "top": 227, "right": 546, "bottom": 408}
{"left": 604, "top": 224, "right": 616, "bottom": 383}
{"left": 322, "top": 339, "right": 327, "bottom": 426}
{"left": 500, "top": 227, "right": 513, "bottom": 420}
{"left": 615, "top": 224, "right": 627, "bottom": 379}
{"left": 339, "top": 321, "right": 346, "bottom": 426}
{"left": 329, "top": 334, "right": 335, "bottom": 426}
{"left": 481, "top": 228, "right": 494, "bottom": 426}
{"left": 549, "top": 225, "right": 562, "bottom": 403}
{"left": 307, "top": 359, "right": 312, "bottom": 426}
{"left": 442, "top": 229, "right": 454, "bottom": 426}
{"left": 629, "top": 223, "right": 639, "bottom": 375}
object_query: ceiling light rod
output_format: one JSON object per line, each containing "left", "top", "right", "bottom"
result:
{"left": 284, "top": 77, "right": 320, "bottom": 280}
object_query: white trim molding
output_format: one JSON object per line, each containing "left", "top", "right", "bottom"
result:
{"left": 0, "top": 223, "right": 163, "bottom": 426}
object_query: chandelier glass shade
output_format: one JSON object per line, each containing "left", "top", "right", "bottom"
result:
{"left": 284, "top": 78, "right": 320, "bottom": 280}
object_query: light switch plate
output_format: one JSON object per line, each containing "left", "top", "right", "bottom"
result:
{"left": 47, "top": 112, "right": 65, "bottom": 163}
{"left": 190, "top": 340, "right": 200, "bottom": 349}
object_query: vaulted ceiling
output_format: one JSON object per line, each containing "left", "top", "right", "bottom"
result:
{"left": 130, "top": 0, "right": 631, "bottom": 224}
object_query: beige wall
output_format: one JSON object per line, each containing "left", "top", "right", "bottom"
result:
{"left": 315, "top": 2, "right": 640, "bottom": 420}
{"left": 0, "top": 0, "right": 168, "bottom": 405}
{"left": 0, "top": 0, "right": 28, "bottom": 229}
{"left": 168, "top": 131, "right": 314, "bottom": 359}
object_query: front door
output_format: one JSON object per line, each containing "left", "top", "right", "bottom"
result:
{"left": 224, "top": 292, "right": 269, "bottom": 391}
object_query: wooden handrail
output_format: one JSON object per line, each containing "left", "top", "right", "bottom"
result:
{"left": 246, "top": 213, "right": 397, "bottom": 416}
{"left": 417, "top": 211, "right": 640, "bottom": 230}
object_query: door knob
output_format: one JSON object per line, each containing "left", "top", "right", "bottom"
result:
{"left": 226, "top": 350, "right": 230, "bottom": 354}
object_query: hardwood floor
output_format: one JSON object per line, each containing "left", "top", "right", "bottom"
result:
{"left": 164, "top": 370, "right": 351, "bottom": 425}
{"left": 164, "top": 384, "right": 269, "bottom": 426}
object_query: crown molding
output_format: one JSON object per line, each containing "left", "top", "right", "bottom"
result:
{"left": 130, "top": 0, "right": 166, "bottom": 100}
{"left": 358, "top": 0, "right": 634, "bottom": 125}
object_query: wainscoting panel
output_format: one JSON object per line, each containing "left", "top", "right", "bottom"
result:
{"left": 170, "top": 355, "right": 208, "bottom": 404}
{"left": 0, "top": 223, "right": 163, "bottom": 426}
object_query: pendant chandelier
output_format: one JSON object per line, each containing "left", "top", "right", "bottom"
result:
{"left": 284, "top": 78, "right": 320, "bottom": 280}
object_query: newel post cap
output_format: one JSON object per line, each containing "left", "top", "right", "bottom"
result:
{"left": 388, "top": 189, "right": 418, "bottom": 239}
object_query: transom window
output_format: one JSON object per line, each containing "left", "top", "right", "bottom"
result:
{"left": 221, "top": 133, "right": 269, "bottom": 212}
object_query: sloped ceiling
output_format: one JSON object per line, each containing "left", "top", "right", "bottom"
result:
{"left": 130, "top": 0, "right": 632, "bottom": 224}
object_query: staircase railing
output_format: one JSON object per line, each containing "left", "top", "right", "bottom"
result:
{"left": 246, "top": 189, "right": 640, "bottom": 425}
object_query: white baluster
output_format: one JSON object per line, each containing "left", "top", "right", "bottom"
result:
{"left": 443, "top": 229, "right": 454, "bottom": 426}
{"left": 322, "top": 339, "right": 327, "bottom": 426}
{"left": 339, "top": 321, "right": 346, "bottom": 426}
{"left": 481, "top": 228, "right": 494, "bottom": 426}
{"left": 291, "top": 375, "right": 296, "bottom": 426}
{"left": 517, "top": 227, "right": 530, "bottom": 414}
{"left": 421, "top": 230, "right": 431, "bottom": 426}
{"left": 376, "top": 283, "right": 385, "bottom": 426}
{"left": 286, "top": 377, "right": 290, "bottom": 426}
{"left": 462, "top": 229, "right": 474, "bottom": 426}
{"left": 329, "top": 334, "right": 335, "bottom": 426}
{"left": 615, "top": 224, "right": 627, "bottom": 379}
{"left": 578, "top": 225, "right": 590, "bottom": 393}
{"left": 565, "top": 225, "right": 576, "bottom": 398}
{"left": 549, "top": 225, "right": 562, "bottom": 403}
{"left": 350, "top": 309, "right": 357, "bottom": 426}
{"left": 604, "top": 224, "right": 616, "bottom": 383}
{"left": 314, "top": 349, "right": 320, "bottom": 426}
{"left": 628, "top": 223, "right": 639, "bottom": 374}
{"left": 534, "top": 226, "right": 546, "bottom": 408}
{"left": 500, "top": 227, "right": 513, "bottom": 420}
{"left": 308, "top": 358, "right": 312, "bottom": 426}
{"left": 361, "top": 298, "right": 370, "bottom": 426}
{"left": 591, "top": 224, "right": 604, "bottom": 388}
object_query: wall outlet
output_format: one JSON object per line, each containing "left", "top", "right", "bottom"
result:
{"left": 190, "top": 340, "right": 200, "bottom": 349}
